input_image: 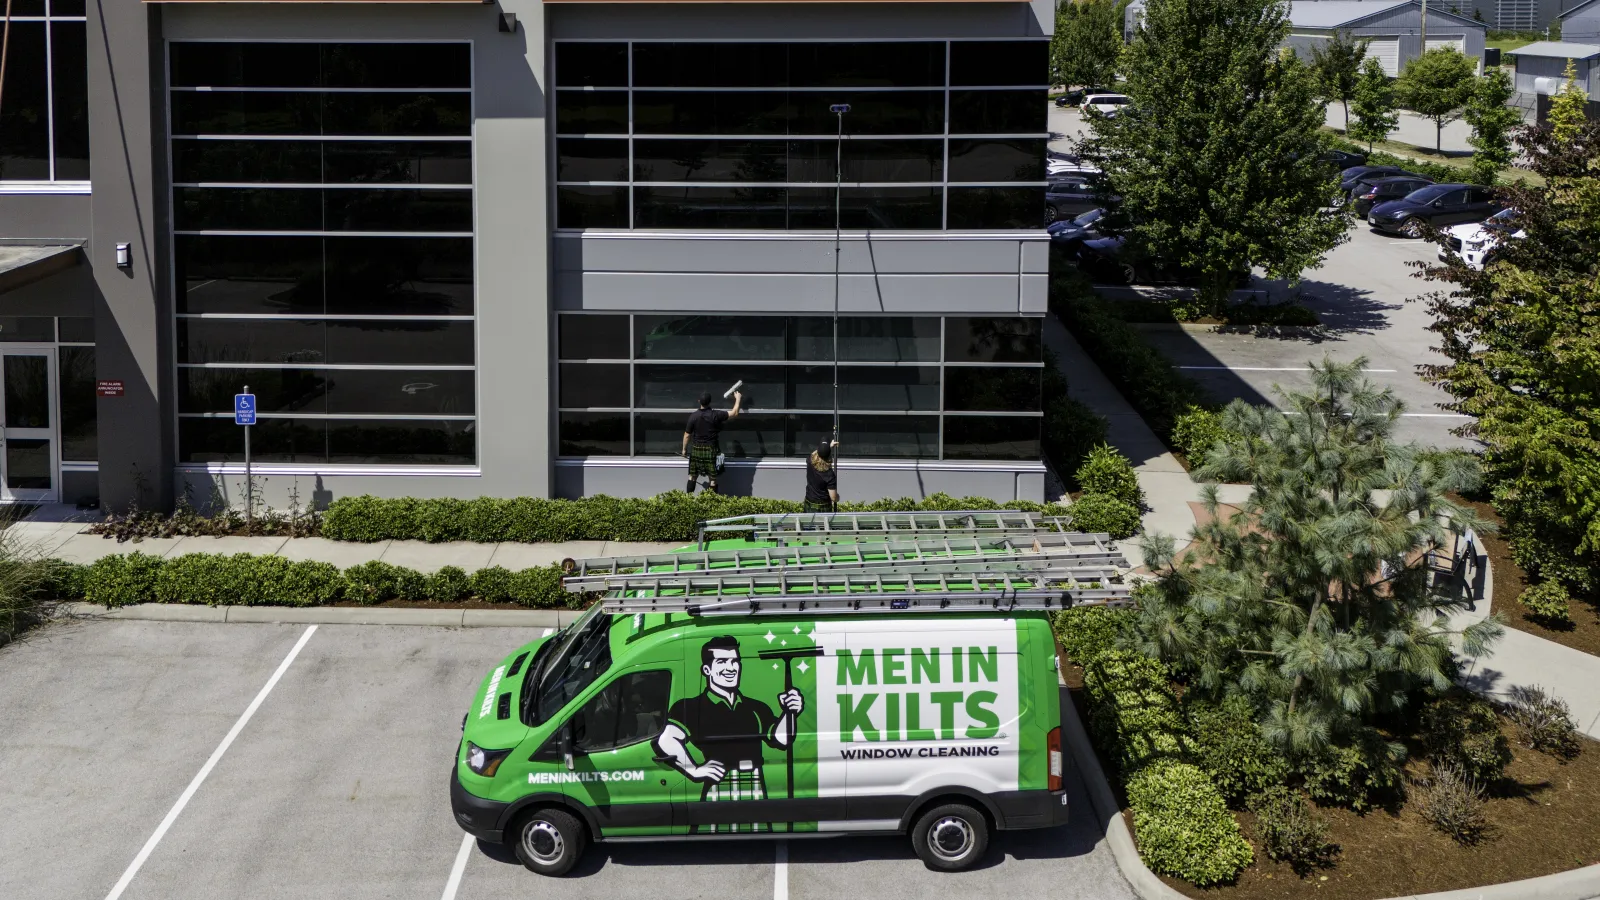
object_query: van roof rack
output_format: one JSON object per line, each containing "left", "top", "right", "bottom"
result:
{"left": 591, "top": 569, "right": 1132, "bottom": 617}
{"left": 561, "top": 531, "right": 1126, "bottom": 591}
{"left": 696, "top": 510, "right": 1081, "bottom": 548}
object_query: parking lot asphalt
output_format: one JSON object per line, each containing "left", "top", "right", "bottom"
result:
{"left": 1049, "top": 104, "right": 1476, "bottom": 452}
{"left": 0, "top": 618, "right": 1134, "bottom": 900}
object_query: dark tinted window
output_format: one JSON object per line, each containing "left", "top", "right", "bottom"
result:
{"left": 572, "top": 669, "right": 673, "bottom": 753}
{"left": 1438, "top": 189, "right": 1468, "bottom": 206}
{"left": 1467, "top": 187, "right": 1494, "bottom": 203}
{"left": 58, "top": 317, "right": 94, "bottom": 343}
{"left": 171, "top": 43, "right": 469, "bottom": 88}
{"left": 841, "top": 414, "right": 938, "bottom": 458}
{"left": 833, "top": 366, "right": 941, "bottom": 411}
{"left": 787, "top": 42, "right": 945, "bottom": 87}
{"left": 174, "top": 139, "right": 323, "bottom": 183}
{"left": 555, "top": 92, "right": 630, "bottom": 134}
{"left": 179, "top": 367, "right": 330, "bottom": 415}
{"left": 324, "top": 237, "right": 473, "bottom": 316}
{"left": 0, "top": 318, "right": 58, "bottom": 342}
{"left": 950, "top": 40, "right": 1048, "bottom": 86}
{"left": 322, "top": 141, "right": 473, "bottom": 184}
{"left": 558, "top": 139, "right": 630, "bottom": 181}
{"left": 321, "top": 93, "right": 471, "bottom": 136}
{"left": 560, "top": 412, "right": 629, "bottom": 456}
{"left": 795, "top": 91, "right": 944, "bottom": 135}
{"left": 785, "top": 187, "right": 943, "bottom": 229}
{"left": 326, "top": 320, "right": 474, "bottom": 365}
{"left": 949, "top": 139, "right": 1045, "bottom": 182}
{"left": 179, "top": 417, "right": 325, "bottom": 464}
{"left": 947, "top": 187, "right": 1044, "bottom": 229}
{"left": 560, "top": 315, "right": 631, "bottom": 360}
{"left": 943, "top": 414, "right": 1040, "bottom": 460}
{"left": 325, "top": 368, "right": 475, "bottom": 416}
{"left": 171, "top": 92, "right": 321, "bottom": 136}
{"left": 320, "top": 43, "right": 470, "bottom": 89}
{"left": 0, "top": 25, "right": 54, "bottom": 179}
{"left": 945, "top": 317, "right": 1042, "bottom": 361}
{"left": 792, "top": 316, "right": 941, "bottom": 361}
{"left": 949, "top": 90, "right": 1047, "bottom": 134}
{"left": 176, "top": 235, "right": 325, "bottom": 315}
{"left": 178, "top": 319, "right": 474, "bottom": 365}
{"left": 634, "top": 187, "right": 788, "bottom": 229}
{"left": 633, "top": 42, "right": 789, "bottom": 88}
{"left": 633, "top": 92, "right": 790, "bottom": 135}
{"left": 635, "top": 364, "right": 787, "bottom": 409}
{"left": 50, "top": 22, "right": 90, "bottom": 180}
{"left": 944, "top": 366, "right": 1041, "bottom": 411}
{"left": 636, "top": 315, "right": 787, "bottom": 360}
{"left": 172, "top": 42, "right": 322, "bottom": 88}
{"left": 634, "top": 139, "right": 789, "bottom": 182}
{"left": 58, "top": 346, "right": 96, "bottom": 462}
{"left": 326, "top": 419, "right": 474, "bottom": 464}
{"left": 560, "top": 363, "right": 630, "bottom": 408}
{"left": 556, "top": 43, "right": 629, "bottom": 88}
{"left": 1407, "top": 184, "right": 1452, "bottom": 203}
{"left": 558, "top": 186, "right": 630, "bottom": 228}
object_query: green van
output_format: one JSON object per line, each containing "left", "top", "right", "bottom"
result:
{"left": 449, "top": 604, "right": 1068, "bottom": 875}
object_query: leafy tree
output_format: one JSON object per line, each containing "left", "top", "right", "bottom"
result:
{"left": 1548, "top": 59, "right": 1590, "bottom": 146}
{"left": 1419, "top": 65, "right": 1600, "bottom": 601}
{"left": 1464, "top": 67, "right": 1520, "bottom": 185}
{"left": 1348, "top": 57, "right": 1399, "bottom": 151}
{"left": 1395, "top": 48, "right": 1477, "bottom": 153}
{"left": 1079, "top": 0, "right": 1347, "bottom": 317}
{"left": 1052, "top": 0, "right": 1128, "bottom": 90}
{"left": 1311, "top": 30, "right": 1369, "bottom": 129}
{"left": 1130, "top": 357, "right": 1502, "bottom": 754}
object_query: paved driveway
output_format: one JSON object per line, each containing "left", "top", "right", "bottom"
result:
{"left": 0, "top": 618, "right": 1134, "bottom": 900}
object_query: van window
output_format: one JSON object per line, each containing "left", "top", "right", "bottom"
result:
{"left": 573, "top": 669, "right": 673, "bottom": 754}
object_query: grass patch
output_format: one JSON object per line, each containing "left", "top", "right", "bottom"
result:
{"left": 1322, "top": 127, "right": 1546, "bottom": 187}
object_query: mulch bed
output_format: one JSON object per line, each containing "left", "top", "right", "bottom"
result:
{"left": 1059, "top": 652, "right": 1600, "bottom": 900}
{"left": 1453, "top": 495, "right": 1600, "bottom": 657}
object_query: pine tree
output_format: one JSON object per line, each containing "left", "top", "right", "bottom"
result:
{"left": 1464, "top": 67, "right": 1521, "bottom": 186}
{"left": 1395, "top": 48, "right": 1478, "bottom": 154}
{"left": 1052, "top": 0, "right": 1129, "bottom": 91}
{"left": 1131, "top": 358, "right": 1502, "bottom": 754}
{"left": 1079, "top": 0, "right": 1347, "bottom": 317}
{"left": 1548, "top": 59, "right": 1590, "bottom": 147}
{"left": 1348, "top": 57, "right": 1398, "bottom": 151}
{"left": 1311, "top": 30, "right": 1369, "bottom": 129}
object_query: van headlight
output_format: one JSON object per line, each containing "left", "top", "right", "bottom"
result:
{"left": 465, "top": 741, "right": 512, "bottom": 778}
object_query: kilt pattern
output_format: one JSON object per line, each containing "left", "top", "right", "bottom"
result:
{"left": 688, "top": 443, "right": 719, "bottom": 478}
{"left": 802, "top": 500, "right": 835, "bottom": 513}
{"left": 697, "top": 762, "right": 768, "bottom": 834}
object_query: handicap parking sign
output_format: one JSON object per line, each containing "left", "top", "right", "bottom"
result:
{"left": 234, "top": 393, "right": 257, "bottom": 426}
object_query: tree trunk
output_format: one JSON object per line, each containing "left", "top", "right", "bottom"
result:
{"left": 1437, "top": 118, "right": 1443, "bottom": 154}
{"left": 1343, "top": 99, "right": 1350, "bottom": 130}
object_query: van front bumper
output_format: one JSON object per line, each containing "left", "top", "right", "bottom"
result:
{"left": 450, "top": 765, "right": 509, "bottom": 843}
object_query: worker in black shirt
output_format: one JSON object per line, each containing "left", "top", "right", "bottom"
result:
{"left": 804, "top": 439, "right": 840, "bottom": 512}
{"left": 680, "top": 388, "right": 742, "bottom": 494}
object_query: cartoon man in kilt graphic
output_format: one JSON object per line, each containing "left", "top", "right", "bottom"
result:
{"left": 654, "top": 635, "right": 804, "bottom": 833}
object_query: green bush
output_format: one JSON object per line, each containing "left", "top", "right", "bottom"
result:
{"left": 1052, "top": 605, "right": 1127, "bottom": 666}
{"left": 393, "top": 566, "right": 428, "bottom": 602}
{"left": 1171, "top": 405, "right": 1235, "bottom": 470}
{"left": 1296, "top": 731, "right": 1405, "bottom": 812}
{"left": 1082, "top": 650, "right": 1190, "bottom": 776}
{"left": 1075, "top": 444, "right": 1143, "bottom": 508}
{"left": 1519, "top": 580, "right": 1574, "bottom": 626}
{"left": 1042, "top": 347, "right": 1111, "bottom": 486}
{"left": 343, "top": 560, "right": 405, "bottom": 606}
{"left": 42, "top": 560, "right": 87, "bottom": 600}
{"left": 277, "top": 560, "right": 344, "bottom": 607}
{"left": 1250, "top": 785, "right": 1336, "bottom": 873}
{"left": 1065, "top": 492, "right": 1141, "bottom": 538}
{"left": 1325, "top": 135, "right": 1461, "bottom": 183}
{"left": 1187, "top": 696, "right": 1291, "bottom": 806}
{"left": 468, "top": 566, "right": 516, "bottom": 604}
{"left": 1128, "top": 759, "right": 1254, "bottom": 885}
{"left": 83, "top": 553, "right": 163, "bottom": 608}
{"left": 154, "top": 553, "right": 240, "bottom": 606}
{"left": 509, "top": 566, "right": 568, "bottom": 609}
{"left": 426, "top": 566, "right": 470, "bottom": 603}
{"left": 1421, "top": 697, "right": 1512, "bottom": 784}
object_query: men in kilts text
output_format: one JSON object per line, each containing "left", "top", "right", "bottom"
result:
{"left": 654, "top": 635, "right": 805, "bottom": 833}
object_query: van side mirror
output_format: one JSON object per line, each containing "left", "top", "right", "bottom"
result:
{"left": 559, "top": 725, "right": 576, "bottom": 771}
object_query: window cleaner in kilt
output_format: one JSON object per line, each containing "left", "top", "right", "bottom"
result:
{"left": 804, "top": 438, "right": 840, "bottom": 512}
{"left": 653, "top": 636, "right": 804, "bottom": 833}
{"left": 681, "top": 389, "right": 742, "bottom": 494}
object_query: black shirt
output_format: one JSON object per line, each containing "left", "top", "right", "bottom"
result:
{"left": 666, "top": 690, "right": 779, "bottom": 770}
{"left": 684, "top": 408, "right": 729, "bottom": 445}
{"left": 805, "top": 462, "right": 838, "bottom": 504}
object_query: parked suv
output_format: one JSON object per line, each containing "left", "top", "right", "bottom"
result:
{"left": 1337, "top": 165, "right": 1420, "bottom": 201}
{"left": 1439, "top": 207, "right": 1523, "bottom": 269}
{"left": 1368, "top": 183, "right": 1503, "bottom": 237}
{"left": 1081, "top": 93, "right": 1130, "bottom": 117}
{"left": 1351, "top": 175, "right": 1435, "bottom": 217}
{"left": 1046, "top": 175, "right": 1112, "bottom": 224}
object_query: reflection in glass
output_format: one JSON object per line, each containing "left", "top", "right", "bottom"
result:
{"left": 944, "top": 317, "right": 1042, "bottom": 362}
{"left": 949, "top": 40, "right": 1049, "bottom": 87}
{"left": 555, "top": 92, "right": 630, "bottom": 135}
{"left": 58, "top": 347, "right": 96, "bottom": 461}
{"left": 326, "top": 320, "right": 474, "bottom": 366}
{"left": 557, "top": 186, "right": 630, "bottom": 229}
{"left": 0, "top": 318, "right": 58, "bottom": 343}
{"left": 0, "top": 24, "right": 50, "bottom": 179}
{"left": 786, "top": 187, "right": 942, "bottom": 230}
{"left": 556, "top": 43, "right": 629, "bottom": 88}
{"left": 179, "top": 367, "right": 330, "bottom": 415}
{"left": 172, "top": 42, "right": 470, "bottom": 90}
{"left": 57, "top": 318, "right": 94, "bottom": 343}
{"left": 4, "top": 356, "right": 51, "bottom": 428}
{"left": 948, "top": 90, "right": 1047, "bottom": 135}
{"left": 559, "top": 363, "right": 630, "bottom": 408}
{"left": 560, "top": 412, "right": 629, "bottom": 456}
{"left": 947, "top": 187, "right": 1044, "bottom": 229}
{"left": 948, "top": 139, "right": 1046, "bottom": 182}
{"left": 321, "top": 141, "right": 473, "bottom": 184}
{"left": 634, "top": 187, "right": 787, "bottom": 229}
{"left": 324, "top": 237, "right": 474, "bottom": 316}
{"left": 635, "top": 316, "right": 787, "bottom": 361}
{"left": 179, "top": 417, "right": 323, "bottom": 463}
{"left": 321, "top": 93, "right": 471, "bottom": 136}
{"left": 324, "top": 369, "right": 475, "bottom": 416}
{"left": 177, "top": 235, "right": 324, "bottom": 315}
{"left": 179, "top": 318, "right": 325, "bottom": 365}
{"left": 631, "top": 42, "right": 945, "bottom": 88}
{"left": 326, "top": 418, "right": 475, "bottom": 464}
{"left": 171, "top": 92, "right": 321, "bottom": 136}
{"left": 559, "top": 315, "right": 631, "bottom": 360}
{"left": 634, "top": 364, "right": 787, "bottom": 410}
{"left": 50, "top": 22, "right": 90, "bottom": 180}
{"left": 633, "top": 92, "right": 790, "bottom": 136}
{"left": 557, "top": 139, "right": 630, "bottom": 182}
{"left": 6, "top": 439, "right": 52, "bottom": 490}
{"left": 840, "top": 414, "right": 938, "bottom": 459}
{"left": 944, "top": 366, "right": 1041, "bottom": 412}
{"left": 943, "top": 414, "right": 1041, "bottom": 460}
{"left": 790, "top": 366, "right": 940, "bottom": 411}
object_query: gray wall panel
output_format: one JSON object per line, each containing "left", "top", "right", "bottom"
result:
{"left": 0, "top": 265, "right": 95, "bottom": 317}
{"left": 563, "top": 272, "right": 1026, "bottom": 312}
{"left": 555, "top": 458, "right": 1045, "bottom": 502}
{"left": 549, "top": 2, "right": 1049, "bottom": 40}
{"left": 0, "top": 195, "right": 90, "bottom": 240}
{"left": 555, "top": 234, "right": 1040, "bottom": 275}
{"left": 1569, "top": 5, "right": 1600, "bottom": 42}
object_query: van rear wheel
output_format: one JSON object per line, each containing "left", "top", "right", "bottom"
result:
{"left": 911, "top": 803, "right": 989, "bottom": 871}
{"left": 512, "top": 807, "right": 586, "bottom": 876}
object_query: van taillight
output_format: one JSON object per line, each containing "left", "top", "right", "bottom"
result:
{"left": 1047, "top": 726, "right": 1063, "bottom": 791}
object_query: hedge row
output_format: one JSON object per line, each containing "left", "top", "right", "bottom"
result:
{"left": 1327, "top": 134, "right": 1463, "bottom": 184}
{"left": 1081, "top": 650, "right": 1253, "bottom": 885}
{"left": 321, "top": 489, "right": 1143, "bottom": 543}
{"left": 60, "top": 553, "right": 576, "bottom": 610}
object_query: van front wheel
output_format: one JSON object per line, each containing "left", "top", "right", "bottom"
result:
{"left": 911, "top": 803, "right": 989, "bottom": 871}
{"left": 512, "top": 807, "right": 586, "bottom": 876}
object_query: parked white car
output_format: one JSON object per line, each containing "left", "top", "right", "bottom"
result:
{"left": 1439, "top": 207, "right": 1523, "bottom": 270}
{"left": 1080, "top": 93, "right": 1130, "bottom": 117}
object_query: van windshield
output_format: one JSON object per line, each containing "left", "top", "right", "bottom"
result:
{"left": 526, "top": 604, "right": 613, "bottom": 725}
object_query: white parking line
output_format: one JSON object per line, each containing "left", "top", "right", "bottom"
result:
{"left": 1178, "top": 366, "right": 1398, "bottom": 373}
{"left": 104, "top": 625, "right": 318, "bottom": 900}
{"left": 774, "top": 840, "right": 789, "bottom": 900}
{"left": 1401, "top": 413, "right": 1472, "bottom": 418}
{"left": 440, "top": 832, "right": 475, "bottom": 900}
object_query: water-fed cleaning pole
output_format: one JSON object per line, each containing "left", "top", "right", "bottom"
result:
{"left": 723, "top": 379, "right": 743, "bottom": 399}
{"left": 830, "top": 103, "right": 850, "bottom": 440}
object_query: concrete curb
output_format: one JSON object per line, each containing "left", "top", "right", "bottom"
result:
{"left": 61, "top": 601, "right": 579, "bottom": 628}
{"left": 1064, "top": 674, "right": 1600, "bottom": 900}
{"left": 1125, "top": 322, "right": 1324, "bottom": 337}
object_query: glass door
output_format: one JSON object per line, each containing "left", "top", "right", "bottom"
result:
{"left": 0, "top": 350, "right": 58, "bottom": 503}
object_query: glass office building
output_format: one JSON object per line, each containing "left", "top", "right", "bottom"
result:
{"left": 0, "top": 0, "right": 1053, "bottom": 510}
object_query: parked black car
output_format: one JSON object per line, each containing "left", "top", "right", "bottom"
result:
{"left": 1047, "top": 207, "right": 1105, "bottom": 250}
{"left": 1045, "top": 175, "right": 1110, "bottom": 224}
{"left": 1338, "top": 165, "right": 1419, "bottom": 200}
{"left": 1323, "top": 149, "right": 1368, "bottom": 171}
{"left": 1351, "top": 175, "right": 1434, "bottom": 217}
{"left": 1367, "top": 183, "right": 1504, "bottom": 237}
{"left": 1056, "top": 86, "right": 1111, "bottom": 107}
{"left": 1072, "top": 235, "right": 1249, "bottom": 287}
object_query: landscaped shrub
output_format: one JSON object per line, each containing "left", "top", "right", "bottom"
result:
{"left": 1075, "top": 444, "right": 1143, "bottom": 508}
{"left": 1421, "top": 697, "right": 1512, "bottom": 784}
{"left": 1519, "top": 579, "right": 1574, "bottom": 626}
{"left": 1505, "top": 685, "right": 1582, "bottom": 759}
{"left": 1295, "top": 731, "right": 1405, "bottom": 812}
{"left": 468, "top": 566, "right": 516, "bottom": 604}
{"left": 1127, "top": 759, "right": 1254, "bottom": 885}
{"left": 1082, "top": 650, "right": 1189, "bottom": 777}
{"left": 510, "top": 566, "right": 567, "bottom": 609}
{"left": 1325, "top": 135, "right": 1461, "bottom": 183}
{"left": 276, "top": 560, "right": 344, "bottom": 606}
{"left": 1042, "top": 347, "right": 1110, "bottom": 487}
{"left": 1065, "top": 492, "right": 1141, "bottom": 538}
{"left": 1052, "top": 605, "right": 1127, "bottom": 666}
{"left": 1415, "top": 761, "right": 1489, "bottom": 845}
{"left": 42, "top": 560, "right": 87, "bottom": 600}
{"left": 393, "top": 566, "right": 428, "bottom": 602}
{"left": 154, "top": 553, "right": 244, "bottom": 606}
{"left": 1171, "top": 405, "right": 1235, "bottom": 470}
{"left": 1187, "top": 695, "right": 1291, "bottom": 806}
{"left": 1249, "top": 786, "right": 1337, "bottom": 874}
{"left": 426, "top": 566, "right": 470, "bottom": 603}
{"left": 83, "top": 553, "right": 163, "bottom": 608}
{"left": 343, "top": 560, "right": 406, "bottom": 606}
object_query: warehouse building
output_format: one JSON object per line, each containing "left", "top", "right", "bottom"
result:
{"left": 0, "top": 0, "right": 1054, "bottom": 512}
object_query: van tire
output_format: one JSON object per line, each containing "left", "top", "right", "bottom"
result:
{"left": 911, "top": 803, "right": 989, "bottom": 872}
{"left": 511, "top": 807, "right": 586, "bottom": 876}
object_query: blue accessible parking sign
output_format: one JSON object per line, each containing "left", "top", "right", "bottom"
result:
{"left": 234, "top": 393, "right": 256, "bottom": 426}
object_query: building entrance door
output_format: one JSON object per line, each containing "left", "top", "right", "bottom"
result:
{"left": 0, "top": 348, "right": 59, "bottom": 503}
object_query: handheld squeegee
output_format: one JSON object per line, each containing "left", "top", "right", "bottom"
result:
{"left": 723, "top": 380, "right": 744, "bottom": 399}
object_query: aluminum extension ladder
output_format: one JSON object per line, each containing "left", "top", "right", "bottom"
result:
{"left": 696, "top": 510, "right": 1082, "bottom": 548}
